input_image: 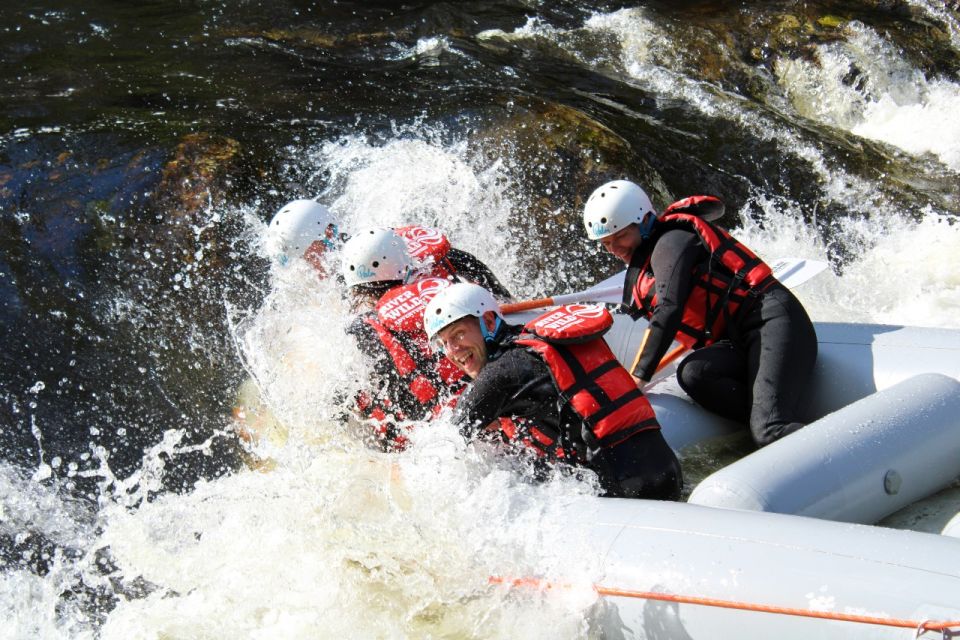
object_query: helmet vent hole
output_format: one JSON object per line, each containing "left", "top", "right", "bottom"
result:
{"left": 600, "top": 217, "right": 607, "bottom": 224}
{"left": 372, "top": 261, "right": 380, "bottom": 268}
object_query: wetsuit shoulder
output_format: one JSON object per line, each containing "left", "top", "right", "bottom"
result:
{"left": 446, "top": 247, "right": 513, "bottom": 299}
{"left": 453, "top": 347, "right": 554, "bottom": 437}
{"left": 633, "top": 228, "right": 706, "bottom": 380}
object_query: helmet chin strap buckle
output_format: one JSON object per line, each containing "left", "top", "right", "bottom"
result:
{"left": 638, "top": 212, "right": 656, "bottom": 239}
{"left": 481, "top": 316, "right": 502, "bottom": 343}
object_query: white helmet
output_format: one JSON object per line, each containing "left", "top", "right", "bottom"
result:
{"left": 582, "top": 180, "right": 656, "bottom": 240}
{"left": 340, "top": 227, "right": 414, "bottom": 288}
{"left": 266, "top": 199, "right": 338, "bottom": 265}
{"left": 423, "top": 282, "right": 501, "bottom": 341}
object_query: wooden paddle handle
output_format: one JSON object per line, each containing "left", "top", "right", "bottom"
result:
{"left": 500, "top": 297, "right": 555, "bottom": 314}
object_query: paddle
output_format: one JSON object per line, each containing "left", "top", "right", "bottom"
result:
{"left": 645, "top": 257, "right": 828, "bottom": 377}
{"left": 500, "top": 269, "right": 627, "bottom": 314}
{"left": 501, "top": 257, "right": 827, "bottom": 315}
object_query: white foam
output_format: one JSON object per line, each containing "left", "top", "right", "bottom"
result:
{"left": 728, "top": 199, "right": 960, "bottom": 329}
{"left": 306, "top": 130, "right": 527, "bottom": 294}
{"left": 91, "top": 420, "right": 602, "bottom": 639}
{"left": 775, "top": 21, "right": 960, "bottom": 170}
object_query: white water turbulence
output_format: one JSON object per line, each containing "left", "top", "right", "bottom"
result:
{"left": 0, "top": 465, "right": 97, "bottom": 638}
{"left": 80, "top": 136, "right": 617, "bottom": 638}
{"left": 94, "top": 440, "right": 602, "bottom": 638}
{"left": 719, "top": 198, "right": 960, "bottom": 330}
{"left": 774, "top": 20, "right": 960, "bottom": 171}
{"left": 304, "top": 128, "right": 528, "bottom": 296}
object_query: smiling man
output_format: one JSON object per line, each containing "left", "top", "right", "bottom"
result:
{"left": 423, "top": 282, "right": 682, "bottom": 500}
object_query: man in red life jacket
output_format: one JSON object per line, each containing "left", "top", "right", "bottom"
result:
{"left": 423, "top": 282, "right": 682, "bottom": 500}
{"left": 582, "top": 179, "right": 818, "bottom": 447}
{"left": 341, "top": 227, "right": 511, "bottom": 450}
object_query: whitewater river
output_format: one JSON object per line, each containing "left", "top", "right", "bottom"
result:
{"left": 2, "top": 1, "right": 959, "bottom": 637}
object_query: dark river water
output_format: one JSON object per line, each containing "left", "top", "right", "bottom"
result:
{"left": 1, "top": 1, "right": 959, "bottom": 636}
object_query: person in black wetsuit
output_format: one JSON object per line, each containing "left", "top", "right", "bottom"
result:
{"left": 422, "top": 282, "right": 682, "bottom": 500}
{"left": 582, "top": 180, "right": 817, "bottom": 447}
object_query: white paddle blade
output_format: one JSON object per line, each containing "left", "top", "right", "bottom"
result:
{"left": 551, "top": 270, "right": 626, "bottom": 306}
{"left": 522, "top": 258, "right": 826, "bottom": 310}
{"left": 769, "top": 258, "right": 828, "bottom": 290}
{"left": 573, "top": 258, "right": 826, "bottom": 306}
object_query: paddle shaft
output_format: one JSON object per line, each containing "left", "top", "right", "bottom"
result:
{"left": 502, "top": 259, "right": 826, "bottom": 316}
{"left": 501, "top": 297, "right": 557, "bottom": 313}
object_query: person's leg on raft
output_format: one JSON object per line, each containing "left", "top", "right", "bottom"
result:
{"left": 676, "top": 286, "right": 817, "bottom": 447}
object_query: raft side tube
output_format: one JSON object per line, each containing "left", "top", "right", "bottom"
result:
{"left": 687, "top": 373, "right": 960, "bottom": 524}
{"left": 570, "top": 498, "right": 960, "bottom": 640}
{"left": 800, "top": 322, "right": 960, "bottom": 419}
{"left": 942, "top": 512, "right": 960, "bottom": 538}
{"left": 646, "top": 385, "right": 741, "bottom": 452}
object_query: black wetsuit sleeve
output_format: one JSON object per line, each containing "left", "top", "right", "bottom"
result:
{"left": 635, "top": 229, "right": 705, "bottom": 381}
{"left": 346, "top": 314, "right": 409, "bottom": 414}
{"left": 452, "top": 348, "right": 555, "bottom": 438}
{"left": 346, "top": 315, "right": 389, "bottom": 380}
{"left": 445, "top": 247, "right": 513, "bottom": 299}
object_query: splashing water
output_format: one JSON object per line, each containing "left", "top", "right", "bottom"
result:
{"left": 4, "top": 4, "right": 960, "bottom": 638}
{"left": 775, "top": 21, "right": 960, "bottom": 171}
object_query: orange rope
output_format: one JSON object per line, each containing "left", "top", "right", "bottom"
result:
{"left": 489, "top": 577, "right": 960, "bottom": 633}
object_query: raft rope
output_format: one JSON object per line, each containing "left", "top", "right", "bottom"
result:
{"left": 488, "top": 577, "right": 960, "bottom": 638}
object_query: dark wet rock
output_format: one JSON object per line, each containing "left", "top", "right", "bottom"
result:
{"left": 153, "top": 133, "right": 240, "bottom": 220}
{"left": 223, "top": 26, "right": 414, "bottom": 50}
{"left": 464, "top": 98, "right": 678, "bottom": 291}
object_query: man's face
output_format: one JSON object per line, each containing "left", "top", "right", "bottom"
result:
{"left": 599, "top": 223, "right": 644, "bottom": 264}
{"left": 435, "top": 315, "right": 489, "bottom": 378}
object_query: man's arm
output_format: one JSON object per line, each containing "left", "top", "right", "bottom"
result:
{"left": 634, "top": 230, "right": 704, "bottom": 381}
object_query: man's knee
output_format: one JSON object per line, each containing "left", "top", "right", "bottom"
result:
{"left": 751, "top": 420, "right": 804, "bottom": 447}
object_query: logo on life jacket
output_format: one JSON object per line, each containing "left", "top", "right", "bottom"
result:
{"left": 395, "top": 226, "right": 451, "bottom": 262}
{"left": 377, "top": 277, "right": 452, "bottom": 332}
{"left": 524, "top": 304, "right": 613, "bottom": 344}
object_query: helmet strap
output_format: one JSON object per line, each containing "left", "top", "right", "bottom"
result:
{"left": 480, "top": 315, "right": 502, "bottom": 343}
{"left": 638, "top": 212, "right": 656, "bottom": 239}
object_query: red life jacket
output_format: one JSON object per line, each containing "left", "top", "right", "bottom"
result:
{"left": 353, "top": 277, "right": 466, "bottom": 445}
{"left": 394, "top": 225, "right": 457, "bottom": 281}
{"left": 662, "top": 194, "right": 725, "bottom": 222}
{"left": 376, "top": 277, "right": 453, "bottom": 332}
{"left": 501, "top": 305, "right": 660, "bottom": 460}
{"left": 626, "top": 208, "right": 776, "bottom": 349}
